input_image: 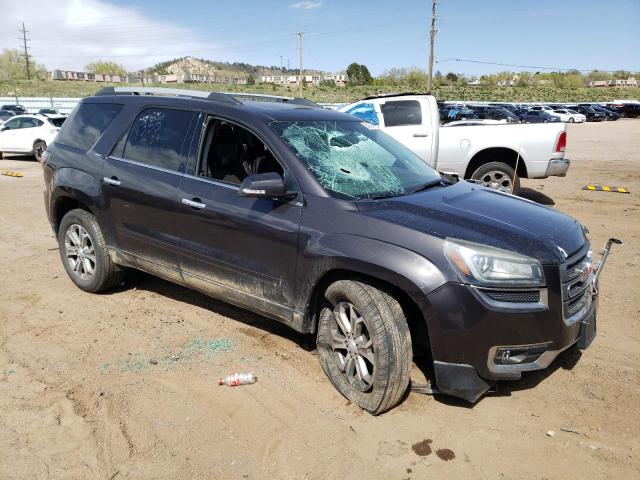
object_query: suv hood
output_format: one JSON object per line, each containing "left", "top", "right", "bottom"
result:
{"left": 356, "top": 181, "right": 586, "bottom": 264}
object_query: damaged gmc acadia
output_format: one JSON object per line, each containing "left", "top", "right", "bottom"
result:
{"left": 42, "top": 87, "right": 620, "bottom": 414}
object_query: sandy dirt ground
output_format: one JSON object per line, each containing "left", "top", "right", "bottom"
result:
{"left": 1, "top": 120, "right": 639, "bottom": 480}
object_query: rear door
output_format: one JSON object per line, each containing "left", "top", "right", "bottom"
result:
{"left": 14, "top": 117, "right": 44, "bottom": 151}
{"left": 378, "top": 99, "right": 433, "bottom": 164}
{"left": 103, "top": 106, "right": 198, "bottom": 282}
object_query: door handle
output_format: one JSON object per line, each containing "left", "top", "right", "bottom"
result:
{"left": 103, "top": 176, "right": 121, "bottom": 186}
{"left": 413, "top": 133, "right": 429, "bottom": 137}
{"left": 182, "top": 198, "right": 206, "bottom": 210}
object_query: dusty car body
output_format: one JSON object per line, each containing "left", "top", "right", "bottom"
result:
{"left": 42, "top": 87, "right": 618, "bottom": 413}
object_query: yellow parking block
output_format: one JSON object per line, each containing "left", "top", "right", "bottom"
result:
{"left": 1, "top": 171, "right": 24, "bottom": 178}
{"left": 582, "top": 185, "right": 630, "bottom": 194}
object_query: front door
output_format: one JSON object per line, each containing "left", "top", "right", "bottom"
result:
{"left": 102, "top": 106, "right": 198, "bottom": 282}
{"left": 379, "top": 99, "right": 432, "bottom": 164}
{"left": 177, "top": 117, "right": 301, "bottom": 323}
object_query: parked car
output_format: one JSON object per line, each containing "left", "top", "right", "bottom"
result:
{"left": 606, "top": 103, "right": 640, "bottom": 118}
{"left": 339, "top": 94, "right": 569, "bottom": 195}
{"left": 43, "top": 86, "right": 613, "bottom": 413}
{"left": 0, "top": 114, "right": 66, "bottom": 161}
{"left": 589, "top": 106, "right": 620, "bottom": 121}
{"left": 571, "top": 106, "right": 606, "bottom": 122}
{"left": 550, "top": 109, "right": 586, "bottom": 123}
{"left": 469, "top": 105, "right": 520, "bottom": 123}
{"left": 38, "top": 108, "right": 63, "bottom": 116}
{"left": 518, "top": 110, "right": 562, "bottom": 124}
{"left": 1, "top": 104, "right": 27, "bottom": 115}
{"left": 439, "top": 104, "right": 476, "bottom": 124}
{"left": 0, "top": 110, "right": 15, "bottom": 125}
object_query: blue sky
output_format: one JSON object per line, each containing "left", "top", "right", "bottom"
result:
{"left": 1, "top": 0, "right": 639, "bottom": 74}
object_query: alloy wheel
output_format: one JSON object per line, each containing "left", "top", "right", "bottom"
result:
{"left": 64, "top": 224, "right": 96, "bottom": 280}
{"left": 329, "top": 301, "right": 375, "bottom": 392}
{"left": 479, "top": 170, "right": 513, "bottom": 192}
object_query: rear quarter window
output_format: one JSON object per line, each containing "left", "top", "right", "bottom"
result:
{"left": 381, "top": 100, "right": 422, "bottom": 126}
{"left": 56, "top": 103, "right": 123, "bottom": 151}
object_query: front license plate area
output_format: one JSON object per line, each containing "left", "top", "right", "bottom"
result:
{"left": 576, "top": 309, "right": 597, "bottom": 349}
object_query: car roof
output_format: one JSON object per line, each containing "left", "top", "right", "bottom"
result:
{"left": 85, "top": 92, "right": 356, "bottom": 123}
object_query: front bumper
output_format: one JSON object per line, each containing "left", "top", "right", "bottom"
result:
{"left": 425, "top": 275, "right": 597, "bottom": 403}
{"left": 546, "top": 158, "right": 570, "bottom": 177}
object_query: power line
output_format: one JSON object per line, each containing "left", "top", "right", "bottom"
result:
{"left": 435, "top": 57, "right": 622, "bottom": 73}
{"left": 427, "top": 0, "right": 437, "bottom": 91}
{"left": 18, "top": 22, "right": 32, "bottom": 80}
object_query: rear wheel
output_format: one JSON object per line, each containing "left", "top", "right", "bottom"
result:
{"left": 58, "top": 209, "right": 124, "bottom": 293}
{"left": 33, "top": 140, "right": 46, "bottom": 162}
{"left": 316, "top": 280, "right": 412, "bottom": 415}
{"left": 471, "top": 161, "right": 520, "bottom": 195}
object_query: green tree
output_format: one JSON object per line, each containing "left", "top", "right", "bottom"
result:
{"left": 85, "top": 61, "right": 127, "bottom": 77}
{"left": 346, "top": 63, "right": 373, "bottom": 86}
{"left": 0, "top": 48, "right": 47, "bottom": 81}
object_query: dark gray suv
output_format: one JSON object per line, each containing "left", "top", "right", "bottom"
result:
{"left": 42, "top": 87, "right": 617, "bottom": 414}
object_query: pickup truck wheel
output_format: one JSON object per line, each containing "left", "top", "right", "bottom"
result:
{"left": 58, "top": 209, "right": 124, "bottom": 293}
{"left": 471, "top": 162, "right": 520, "bottom": 195}
{"left": 33, "top": 140, "right": 46, "bottom": 161}
{"left": 316, "top": 280, "right": 412, "bottom": 415}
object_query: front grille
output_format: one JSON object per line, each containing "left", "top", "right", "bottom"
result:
{"left": 560, "top": 242, "right": 593, "bottom": 320}
{"left": 484, "top": 290, "right": 541, "bottom": 303}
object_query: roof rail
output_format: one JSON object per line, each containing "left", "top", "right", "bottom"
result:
{"left": 95, "top": 86, "right": 323, "bottom": 109}
{"left": 226, "top": 92, "right": 321, "bottom": 108}
{"left": 95, "top": 86, "right": 241, "bottom": 105}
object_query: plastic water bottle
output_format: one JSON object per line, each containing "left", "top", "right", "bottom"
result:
{"left": 217, "top": 372, "right": 257, "bottom": 386}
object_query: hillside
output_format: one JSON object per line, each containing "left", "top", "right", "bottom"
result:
{"left": 140, "top": 56, "right": 324, "bottom": 78}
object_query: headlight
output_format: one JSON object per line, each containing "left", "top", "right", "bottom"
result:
{"left": 443, "top": 238, "right": 544, "bottom": 286}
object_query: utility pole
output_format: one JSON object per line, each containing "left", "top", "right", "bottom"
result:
{"left": 280, "top": 55, "right": 283, "bottom": 71}
{"left": 427, "top": 0, "right": 437, "bottom": 91}
{"left": 19, "top": 22, "right": 32, "bottom": 80}
{"left": 297, "top": 32, "right": 304, "bottom": 96}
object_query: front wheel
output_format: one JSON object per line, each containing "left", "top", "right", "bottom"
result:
{"left": 316, "top": 280, "right": 412, "bottom": 415}
{"left": 471, "top": 161, "right": 520, "bottom": 195}
{"left": 33, "top": 140, "right": 46, "bottom": 162}
{"left": 568, "top": 118, "right": 575, "bottom": 123}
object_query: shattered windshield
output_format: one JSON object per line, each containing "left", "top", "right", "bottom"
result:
{"left": 271, "top": 120, "right": 440, "bottom": 199}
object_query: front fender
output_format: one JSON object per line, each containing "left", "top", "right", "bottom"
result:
{"left": 295, "top": 234, "right": 447, "bottom": 332}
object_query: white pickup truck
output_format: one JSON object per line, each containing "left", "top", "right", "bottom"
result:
{"left": 338, "top": 94, "right": 569, "bottom": 194}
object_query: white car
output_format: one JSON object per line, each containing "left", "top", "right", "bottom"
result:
{"left": 0, "top": 114, "right": 66, "bottom": 161}
{"left": 549, "top": 109, "right": 586, "bottom": 123}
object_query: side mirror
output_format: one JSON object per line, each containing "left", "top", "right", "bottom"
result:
{"left": 239, "top": 172, "right": 295, "bottom": 199}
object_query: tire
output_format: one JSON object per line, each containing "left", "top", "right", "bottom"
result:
{"left": 33, "top": 140, "right": 46, "bottom": 162}
{"left": 58, "top": 209, "right": 124, "bottom": 293}
{"left": 316, "top": 280, "right": 412, "bottom": 415}
{"left": 471, "top": 161, "right": 520, "bottom": 195}
{"left": 568, "top": 118, "right": 575, "bottom": 123}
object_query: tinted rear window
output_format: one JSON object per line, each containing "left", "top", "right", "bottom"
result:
{"left": 381, "top": 100, "right": 422, "bottom": 126}
{"left": 56, "top": 103, "right": 122, "bottom": 150}
{"left": 123, "top": 107, "right": 195, "bottom": 172}
{"left": 49, "top": 117, "right": 66, "bottom": 128}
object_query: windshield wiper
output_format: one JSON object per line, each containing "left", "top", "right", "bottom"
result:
{"left": 409, "top": 178, "right": 454, "bottom": 194}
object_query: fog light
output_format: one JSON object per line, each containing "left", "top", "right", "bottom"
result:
{"left": 494, "top": 345, "right": 548, "bottom": 365}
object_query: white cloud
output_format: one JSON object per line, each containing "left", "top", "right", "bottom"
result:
{"left": 289, "top": 1, "right": 322, "bottom": 9}
{"left": 0, "top": 0, "right": 222, "bottom": 71}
